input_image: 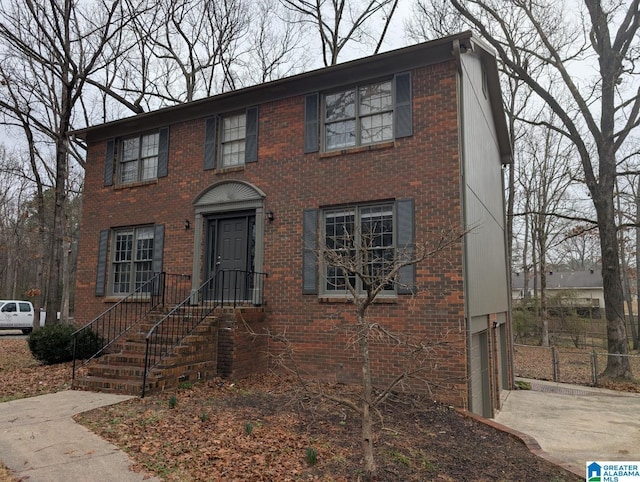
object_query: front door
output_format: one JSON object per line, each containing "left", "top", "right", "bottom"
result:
{"left": 206, "top": 213, "right": 255, "bottom": 301}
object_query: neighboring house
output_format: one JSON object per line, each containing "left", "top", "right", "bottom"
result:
{"left": 512, "top": 270, "right": 604, "bottom": 315}
{"left": 73, "top": 31, "right": 512, "bottom": 418}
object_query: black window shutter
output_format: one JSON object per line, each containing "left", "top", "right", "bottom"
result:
{"left": 245, "top": 106, "right": 259, "bottom": 163}
{"left": 95, "top": 230, "right": 109, "bottom": 296}
{"left": 394, "top": 72, "right": 412, "bottom": 139}
{"left": 304, "top": 93, "right": 319, "bottom": 153}
{"left": 302, "top": 209, "right": 318, "bottom": 294}
{"left": 204, "top": 116, "right": 217, "bottom": 170}
{"left": 157, "top": 127, "right": 169, "bottom": 177}
{"left": 152, "top": 224, "right": 165, "bottom": 275}
{"left": 396, "top": 198, "right": 416, "bottom": 294}
{"left": 104, "top": 139, "right": 114, "bottom": 186}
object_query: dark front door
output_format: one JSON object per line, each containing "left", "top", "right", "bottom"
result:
{"left": 206, "top": 214, "right": 255, "bottom": 301}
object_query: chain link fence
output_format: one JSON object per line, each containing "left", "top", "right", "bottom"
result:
{"left": 514, "top": 344, "right": 640, "bottom": 386}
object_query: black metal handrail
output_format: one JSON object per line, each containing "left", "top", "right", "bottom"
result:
{"left": 141, "top": 269, "right": 267, "bottom": 397}
{"left": 72, "top": 272, "right": 191, "bottom": 380}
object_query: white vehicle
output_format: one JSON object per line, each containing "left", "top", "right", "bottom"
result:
{"left": 0, "top": 301, "right": 46, "bottom": 334}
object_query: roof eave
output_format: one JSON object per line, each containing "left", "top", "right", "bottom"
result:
{"left": 73, "top": 31, "right": 477, "bottom": 143}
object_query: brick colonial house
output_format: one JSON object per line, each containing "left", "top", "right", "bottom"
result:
{"left": 73, "top": 31, "right": 512, "bottom": 417}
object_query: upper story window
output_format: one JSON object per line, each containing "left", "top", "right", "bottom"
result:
{"left": 220, "top": 113, "right": 246, "bottom": 167}
{"left": 304, "top": 72, "right": 412, "bottom": 154}
{"left": 204, "top": 107, "right": 258, "bottom": 170}
{"left": 103, "top": 127, "right": 169, "bottom": 187}
{"left": 324, "top": 81, "right": 393, "bottom": 151}
{"left": 120, "top": 133, "right": 159, "bottom": 184}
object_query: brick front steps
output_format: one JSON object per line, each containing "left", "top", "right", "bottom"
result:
{"left": 74, "top": 315, "right": 219, "bottom": 396}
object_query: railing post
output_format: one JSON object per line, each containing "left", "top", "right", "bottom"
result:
{"left": 142, "top": 337, "right": 150, "bottom": 398}
{"left": 161, "top": 272, "right": 166, "bottom": 307}
{"left": 551, "top": 346, "right": 559, "bottom": 382}
{"left": 591, "top": 349, "right": 598, "bottom": 386}
{"left": 72, "top": 335, "right": 77, "bottom": 381}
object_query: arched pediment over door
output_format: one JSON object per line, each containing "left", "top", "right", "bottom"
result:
{"left": 191, "top": 180, "right": 266, "bottom": 304}
{"left": 193, "top": 180, "right": 266, "bottom": 213}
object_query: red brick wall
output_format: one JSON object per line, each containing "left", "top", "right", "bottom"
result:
{"left": 75, "top": 60, "right": 469, "bottom": 408}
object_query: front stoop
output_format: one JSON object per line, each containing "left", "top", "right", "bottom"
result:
{"left": 74, "top": 316, "right": 219, "bottom": 396}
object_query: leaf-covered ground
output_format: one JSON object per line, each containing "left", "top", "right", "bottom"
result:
{"left": 0, "top": 338, "right": 582, "bottom": 481}
{"left": 75, "top": 375, "right": 582, "bottom": 481}
{"left": 0, "top": 338, "right": 76, "bottom": 402}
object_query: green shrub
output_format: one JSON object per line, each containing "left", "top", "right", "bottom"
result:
{"left": 73, "top": 328, "right": 104, "bottom": 359}
{"left": 27, "top": 324, "right": 103, "bottom": 365}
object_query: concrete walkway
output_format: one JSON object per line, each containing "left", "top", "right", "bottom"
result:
{"left": 495, "top": 379, "right": 640, "bottom": 478}
{"left": 0, "top": 391, "right": 160, "bottom": 482}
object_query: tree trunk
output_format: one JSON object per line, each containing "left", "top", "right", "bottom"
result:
{"left": 629, "top": 188, "right": 640, "bottom": 350}
{"left": 596, "top": 194, "right": 632, "bottom": 378}
{"left": 45, "top": 0, "right": 72, "bottom": 325}
{"left": 358, "top": 309, "right": 377, "bottom": 481}
{"left": 615, "top": 180, "right": 636, "bottom": 348}
{"left": 538, "top": 220, "right": 549, "bottom": 347}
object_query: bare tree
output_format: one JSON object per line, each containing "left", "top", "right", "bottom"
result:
{"left": 243, "top": 0, "right": 310, "bottom": 84}
{"left": 0, "top": 0, "right": 136, "bottom": 323}
{"left": 517, "top": 115, "right": 576, "bottom": 345}
{"left": 259, "top": 221, "right": 465, "bottom": 480}
{"left": 443, "top": 0, "right": 639, "bottom": 378}
{"left": 280, "top": 0, "right": 400, "bottom": 66}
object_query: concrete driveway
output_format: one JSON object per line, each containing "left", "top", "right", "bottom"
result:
{"left": 495, "top": 379, "right": 640, "bottom": 478}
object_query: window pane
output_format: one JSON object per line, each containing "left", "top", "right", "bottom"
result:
{"left": 114, "top": 232, "right": 133, "bottom": 262}
{"left": 120, "top": 160, "right": 138, "bottom": 184}
{"left": 361, "top": 205, "right": 394, "bottom": 288}
{"left": 140, "top": 133, "right": 159, "bottom": 158}
{"left": 325, "top": 90, "right": 355, "bottom": 121}
{"left": 360, "top": 112, "right": 393, "bottom": 145}
{"left": 135, "top": 261, "right": 153, "bottom": 290}
{"left": 221, "top": 140, "right": 246, "bottom": 166}
{"left": 326, "top": 120, "right": 356, "bottom": 150}
{"left": 222, "top": 114, "right": 246, "bottom": 142}
{"left": 324, "top": 210, "right": 355, "bottom": 291}
{"left": 121, "top": 138, "right": 139, "bottom": 161}
{"left": 135, "top": 228, "right": 154, "bottom": 261}
{"left": 359, "top": 82, "right": 392, "bottom": 115}
{"left": 113, "top": 263, "right": 131, "bottom": 294}
{"left": 141, "top": 156, "right": 158, "bottom": 180}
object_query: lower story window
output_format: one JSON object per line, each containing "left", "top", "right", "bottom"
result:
{"left": 323, "top": 203, "right": 394, "bottom": 294}
{"left": 111, "top": 226, "right": 155, "bottom": 294}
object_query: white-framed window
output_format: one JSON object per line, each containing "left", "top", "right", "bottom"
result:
{"left": 324, "top": 81, "right": 393, "bottom": 151}
{"left": 119, "top": 133, "right": 159, "bottom": 184}
{"left": 322, "top": 203, "right": 395, "bottom": 294}
{"left": 111, "top": 226, "right": 155, "bottom": 295}
{"left": 220, "top": 113, "right": 246, "bottom": 167}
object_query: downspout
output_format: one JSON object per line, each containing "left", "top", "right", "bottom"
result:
{"left": 453, "top": 39, "right": 472, "bottom": 413}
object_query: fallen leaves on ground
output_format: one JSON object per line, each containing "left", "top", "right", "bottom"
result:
{"left": 0, "top": 338, "right": 585, "bottom": 481}
{"left": 0, "top": 339, "right": 75, "bottom": 401}
{"left": 514, "top": 344, "right": 640, "bottom": 392}
{"left": 75, "top": 374, "right": 582, "bottom": 481}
